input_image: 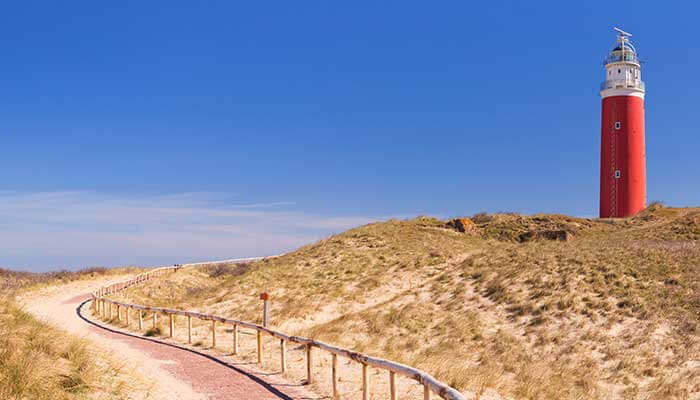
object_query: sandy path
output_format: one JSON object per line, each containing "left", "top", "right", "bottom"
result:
{"left": 20, "top": 276, "right": 318, "bottom": 400}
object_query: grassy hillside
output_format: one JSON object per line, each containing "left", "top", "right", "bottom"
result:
{"left": 0, "top": 268, "right": 143, "bottom": 400}
{"left": 112, "top": 205, "right": 700, "bottom": 399}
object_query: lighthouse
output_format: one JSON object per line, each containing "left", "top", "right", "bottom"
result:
{"left": 599, "top": 28, "right": 647, "bottom": 218}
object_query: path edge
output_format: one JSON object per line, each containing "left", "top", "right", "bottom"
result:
{"left": 75, "top": 298, "right": 296, "bottom": 400}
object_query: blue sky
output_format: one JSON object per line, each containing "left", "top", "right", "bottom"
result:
{"left": 1, "top": 1, "right": 698, "bottom": 270}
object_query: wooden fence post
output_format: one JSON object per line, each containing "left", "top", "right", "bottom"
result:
{"left": 138, "top": 310, "right": 143, "bottom": 330}
{"left": 212, "top": 320, "right": 216, "bottom": 348}
{"left": 362, "top": 363, "right": 370, "bottom": 400}
{"left": 280, "top": 339, "right": 286, "bottom": 372}
{"left": 332, "top": 353, "right": 338, "bottom": 399}
{"left": 390, "top": 371, "right": 397, "bottom": 400}
{"left": 118, "top": 305, "right": 122, "bottom": 322}
{"left": 187, "top": 316, "right": 192, "bottom": 344}
{"left": 169, "top": 314, "right": 175, "bottom": 338}
{"left": 108, "top": 302, "right": 112, "bottom": 319}
{"left": 257, "top": 330, "right": 263, "bottom": 365}
{"left": 260, "top": 293, "right": 270, "bottom": 327}
{"left": 233, "top": 324, "right": 238, "bottom": 355}
{"left": 126, "top": 307, "right": 130, "bottom": 327}
{"left": 306, "top": 344, "right": 313, "bottom": 384}
{"left": 153, "top": 312, "right": 157, "bottom": 328}
{"left": 424, "top": 383, "right": 431, "bottom": 400}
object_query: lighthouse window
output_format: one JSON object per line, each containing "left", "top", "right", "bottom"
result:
{"left": 615, "top": 122, "right": 621, "bottom": 130}
{"left": 615, "top": 170, "right": 621, "bottom": 179}
{"left": 618, "top": 69, "right": 621, "bottom": 73}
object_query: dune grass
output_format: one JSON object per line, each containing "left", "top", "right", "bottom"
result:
{"left": 112, "top": 205, "right": 700, "bottom": 399}
{"left": 0, "top": 298, "right": 130, "bottom": 400}
{"left": 0, "top": 266, "right": 148, "bottom": 400}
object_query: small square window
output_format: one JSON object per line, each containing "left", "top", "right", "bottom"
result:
{"left": 615, "top": 170, "right": 621, "bottom": 179}
{"left": 614, "top": 122, "right": 621, "bottom": 130}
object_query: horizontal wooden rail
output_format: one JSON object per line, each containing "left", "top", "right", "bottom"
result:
{"left": 92, "top": 265, "right": 466, "bottom": 400}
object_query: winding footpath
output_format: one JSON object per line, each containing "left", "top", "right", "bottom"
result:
{"left": 20, "top": 275, "right": 318, "bottom": 400}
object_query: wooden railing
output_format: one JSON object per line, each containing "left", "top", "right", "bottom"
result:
{"left": 91, "top": 266, "right": 466, "bottom": 400}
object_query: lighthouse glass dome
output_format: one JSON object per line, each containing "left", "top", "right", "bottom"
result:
{"left": 604, "top": 40, "right": 639, "bottom": 65}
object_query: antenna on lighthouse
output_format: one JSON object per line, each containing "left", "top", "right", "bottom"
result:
{"left": 613, "top": 27, "right": 632, "bottom": 38}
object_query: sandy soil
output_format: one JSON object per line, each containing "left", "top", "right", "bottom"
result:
{"left": 19, "top": 276, "right": 318, "bottom": 400}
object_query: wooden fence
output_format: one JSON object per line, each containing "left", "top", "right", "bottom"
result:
{"left": 91, "top": 266, "right": 466, "bottom": 400}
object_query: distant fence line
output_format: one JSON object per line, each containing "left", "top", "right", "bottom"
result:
{"left": 177, "top": 255, "right": 278, "bottom": 267}
{"left": 91, "top": 263, "right": 466, "bottom": 400}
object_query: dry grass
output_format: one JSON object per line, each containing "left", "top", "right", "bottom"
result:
{"left": 0, "top": 297, "right": 130, "bottom": 400}
{"left": 112, "top": 206, "right": 700, "bottom": 399}
{"left": 0, "top": 266, "right": 148, "bottom": 400}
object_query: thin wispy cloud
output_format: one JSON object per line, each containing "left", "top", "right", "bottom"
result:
{"left": 0, "top": 192, "right": 380, "bottom": 271}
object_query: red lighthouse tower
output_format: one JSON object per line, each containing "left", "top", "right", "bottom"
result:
{"left": 599, "top": 27, "right": 647, "bottom": 218}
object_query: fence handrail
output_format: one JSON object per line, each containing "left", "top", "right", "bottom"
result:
{"left": 91, "top": 265, "right": 466, "bottom": 400}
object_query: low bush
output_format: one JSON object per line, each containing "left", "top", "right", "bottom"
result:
{"left": 202, "top": 263, "right": 251, "bottom": 278}
{"left": 144, "top": 327, "right": 162, "bottom": 337}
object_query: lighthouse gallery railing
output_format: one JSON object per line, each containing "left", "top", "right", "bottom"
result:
{"left": 600, "top": 79, "right": 645, "bottom": 91}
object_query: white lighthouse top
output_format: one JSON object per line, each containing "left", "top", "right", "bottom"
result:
{"left": 604, "top": 28, "right": 640, "bottom": 65}
{"left": 600, "top": 27, "right": 645, "bottom": 99}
